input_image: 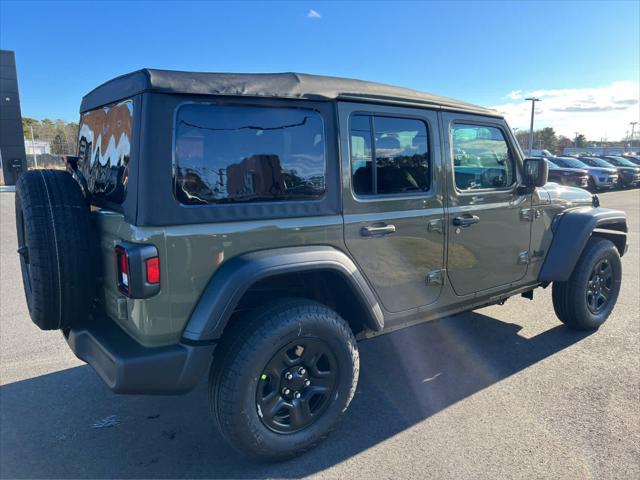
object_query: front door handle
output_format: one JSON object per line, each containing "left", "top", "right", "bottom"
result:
{"left": 452, "top": 215, "right": 480, "bottom": 227}
{"left": 360, "top": 224, "right": 396, "bottom": 237}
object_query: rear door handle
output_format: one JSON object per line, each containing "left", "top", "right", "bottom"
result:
{"left": 452, "top": 215, "right": 480, "bottom": 227}
{"left": 360, "top": 224, "right": 396, "bottom": 237}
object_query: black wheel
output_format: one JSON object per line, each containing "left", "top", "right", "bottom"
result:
{"left": 587, "top": 177, "right": 596, "bottom": 192}
{"left": 15, "top": 170, "right": 94, "bottom": 330}
{"left": 209, "top": 298, "right": 359, "bottom": 461}
{"left": 552, "top": 238, "right": 621, "bottom": 330}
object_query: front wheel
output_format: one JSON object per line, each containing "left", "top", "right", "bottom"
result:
{"left": 209, "top": 298, "right": 359, "bottom": 461}
{"left": 552, "top": 238, "right": 621, "bottom": 330}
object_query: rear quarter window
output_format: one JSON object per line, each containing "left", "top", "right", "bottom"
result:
{"left": 77, "top": 99, "right": 133, "bottom": 205}
{"left": 173, "top": 104, "right": 326, "bottom": 205}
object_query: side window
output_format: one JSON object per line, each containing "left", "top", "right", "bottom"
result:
{"left": 174, "top": 104, "right": 326, "bottom": 205}
{"left": 350, "top": 114, "right": 430, "bottom": 196}
{"left": 451, "top": 124, "right": 515, "bottom": 190}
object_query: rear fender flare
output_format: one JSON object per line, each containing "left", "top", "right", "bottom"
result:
{"left": 181, "top": 246, "right": 384, "bottom": 342}
{"left": 539, "top": 207, "right": 627, "bottom": 283}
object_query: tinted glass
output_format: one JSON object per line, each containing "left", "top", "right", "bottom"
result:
{"left": 555, "top": 157, "right": 587, "bottom": 168}
{"left": 451, "top": 124, "right": 514, "bottom": 190}
{"left": 582, "top": 157, "right": 614, "bottom": 168}
{"left": 77, "top": 99, "right": 133, "bottom": 204}
{"left": 350, "top": 115, "right": 374, "bottom": 195}
{"left": 174, "top": 104, "right": 326, "bottom": 205}
{"left": 350, "top": 114, "right": 430, "bottom": 195}
{"left": 606, "top": 156, "right": 636, "bottom": 167}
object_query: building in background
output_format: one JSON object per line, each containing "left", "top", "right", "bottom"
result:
{"left": 24, "top": 137, "right": 51, "bottom": 155}
{"left": 0, "top": 50, "right": 27, "bottom": 185}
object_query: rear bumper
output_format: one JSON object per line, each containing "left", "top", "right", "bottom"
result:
{"left": 64, "top": 319, "right": 215, "bottom": 395}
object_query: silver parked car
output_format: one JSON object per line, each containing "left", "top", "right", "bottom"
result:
{"left": 552, "top": 156, "right": 618, "bottom": 191}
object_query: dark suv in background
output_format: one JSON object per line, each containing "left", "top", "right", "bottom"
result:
{"left": 579, "top": 156, "right": 640, "bottom": 189}
{"left": 550, "top": 156, "right": 618, "bottom": 191}
{"left": 545, "top": 158, "right": 589, "bottom": 188}
{"left": 597, "top": 156, "right": 640, "bottom": 188}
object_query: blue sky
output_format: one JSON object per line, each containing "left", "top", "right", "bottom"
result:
{"left": 1, "top": 1, "right": 638, "bottom": 139}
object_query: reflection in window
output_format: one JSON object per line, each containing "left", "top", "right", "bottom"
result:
{"left": 174, "top": 105, "right": 326, "bottom": 205}
{"left": 451, "top": 124, "right": 514, "bottom": 190}
{"left": 77, "top": 99, "right": 133, "bottom": 204}
{"left": 350, "top": 115, "right": 430, "bottom": 195}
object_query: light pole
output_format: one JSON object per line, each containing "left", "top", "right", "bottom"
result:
{"left": 30, "top": 125, "right": 38, "bottom": 168}
{"left": 574, "top": 131, "right": 580, "bottom": 148}
{"left": 631, "top": 122, "right": 638, "bottom": 147}
{"left": 525, "top": 97, "right": 540, "bottom": 155}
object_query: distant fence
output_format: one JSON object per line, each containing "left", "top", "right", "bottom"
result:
{"left": 26, "top": 154, "right": 66, "bottom": 170}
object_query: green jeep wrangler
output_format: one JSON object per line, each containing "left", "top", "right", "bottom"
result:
{"left": 15, "top": 70, "right": 628, "bottom": 460}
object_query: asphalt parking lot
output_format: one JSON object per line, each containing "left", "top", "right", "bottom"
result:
{"left": 1, "top": 189, "right": 638, "bottom": 479}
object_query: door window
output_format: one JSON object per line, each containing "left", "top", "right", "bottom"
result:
{"left": 350, "top": 115, "right": 430, "bottom": 196}
{"left": 451, "top": 124, "right": 515, "bottom": 190}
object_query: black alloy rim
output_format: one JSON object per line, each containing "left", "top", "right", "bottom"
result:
{"left": 256, "top": 337, "right": 338, "bottom": 434}
{"left": 586, "top": 258, "right": 613, "bottom": 314}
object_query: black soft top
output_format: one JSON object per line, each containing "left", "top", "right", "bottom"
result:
{"left": 80, "top": 68, "right": 498, "bottom": 116}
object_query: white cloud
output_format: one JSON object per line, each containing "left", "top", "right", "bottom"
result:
{"left": 307, "top": 9, "right": 321, "bottom": 19}
{"left": 504, "top": 90, "right": 523, "bottom": 100}
{"left": 489, "top": 81, "right": 640, "bottom": 140}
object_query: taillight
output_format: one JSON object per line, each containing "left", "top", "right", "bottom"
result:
{"left": 114, "top": 243, "right": 160, "bottom": 298}
{"left": 115, "top": 245, "right": 130, "bottom": 295}
{"left": 146, "top": 257, "right": 160, "bottom": 284}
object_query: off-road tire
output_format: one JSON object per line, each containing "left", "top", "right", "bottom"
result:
{"left": 552, "top": 237, "right": 621, "bottom": 330}
{"left": 15, "top": 169, "right": 94, "bottom": 330}
{"left": 208, "top": 298, "right": 359, "bottom": 461}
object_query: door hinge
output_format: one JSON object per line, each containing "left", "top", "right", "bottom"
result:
{"left": 519, "top": 208, "right": 540, "bottom": 222}
{"left": 425, "top": 269, "right": 445, "bottom": 286}
{"left": 427, "top": 218, "right": 443, "bottom": 234}
{"left": 518, "top": 251, "right": 530, "bottom": 265}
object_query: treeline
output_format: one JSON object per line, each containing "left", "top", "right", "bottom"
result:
{"left": 22, "top": 118, "right": 79, "bottom": 155}
{"left": 513, "top": 127, "right": 632, "bottom": 154}
{"left": 514, "top": 127, "right": 588, "bottom": 154}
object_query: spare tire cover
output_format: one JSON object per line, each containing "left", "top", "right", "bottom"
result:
{"left": 15, "top": 170, "right": 94, "bottom": 330}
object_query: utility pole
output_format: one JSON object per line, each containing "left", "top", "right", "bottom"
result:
{"left": 525, "top": 97, "right": 540, "bottom": 155}
{"left": 30, "top": 124, "right": 38, "bottom": 168}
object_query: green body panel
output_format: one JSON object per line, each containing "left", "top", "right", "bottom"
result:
{"left": 95, "top": 210, "right": 345, "bottom": 347}
{"left": 91, "top": 95, "right": 598, "bottom": 350}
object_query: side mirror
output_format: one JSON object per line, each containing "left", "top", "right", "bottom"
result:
{"left": 523, "top": 158, "right": 548, "bottom": 188}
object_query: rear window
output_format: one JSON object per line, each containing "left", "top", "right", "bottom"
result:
{"left": 173, "top": 104, "right": 326, "bottom": 205}
{"left": 77, "top": 99, "right": 133, "bottom": 205}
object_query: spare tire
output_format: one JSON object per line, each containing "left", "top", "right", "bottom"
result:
{"left": 15, "top": 170, "right": 94, "bottom": 330}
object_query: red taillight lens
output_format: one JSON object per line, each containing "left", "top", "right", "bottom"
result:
{"left": 146, "top": 257, "right": 160, "bottom": 284}
{"left": 115, "top": 246, "right": 130, "bottom": 295}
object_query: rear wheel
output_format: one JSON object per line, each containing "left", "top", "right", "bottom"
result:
{"left": 552, "top": 238, "right": 621, "bottom": 330}
{"left": 209, "top": 298, "right": 359, "bottom": 460}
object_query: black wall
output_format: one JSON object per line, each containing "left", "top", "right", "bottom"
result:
{"left": 0, "top": 50, "right": 27, "bottom": 185}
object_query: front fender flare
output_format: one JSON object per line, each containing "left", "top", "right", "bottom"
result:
{"left": 539, "top": 207, "right": 627, "bottom": 283}
{"left": 181, "top": 246, "right": 384, "bottom": 342}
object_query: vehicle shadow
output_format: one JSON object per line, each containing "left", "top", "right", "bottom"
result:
{"left": 0, "top": 311, "right": 591, "bottom": 479}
